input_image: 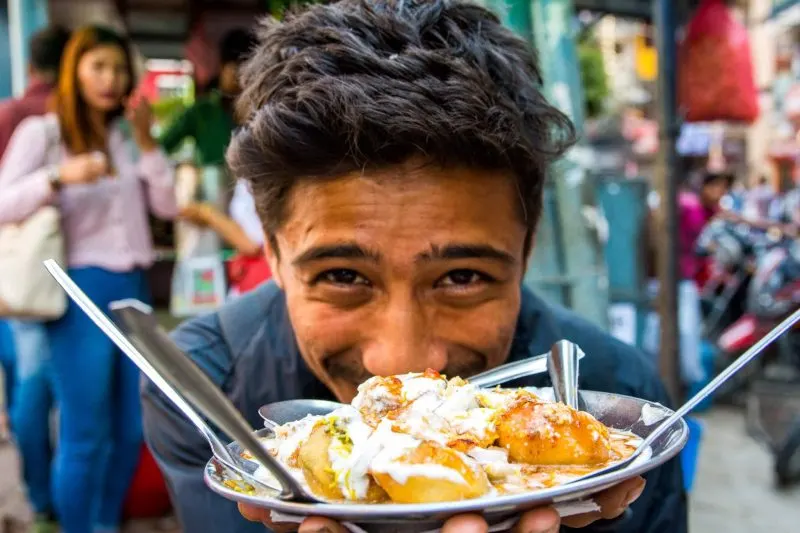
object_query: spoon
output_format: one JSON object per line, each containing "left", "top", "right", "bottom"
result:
{"left": 41, "top": 261, "right": 261, "bottom": 488}
{"left": 547, "top": 339, "right": 583, "bottom": 409}
{"left": 43, "top": 260, "right": 320, "bottom": 503}
{"left": 573, "top": 306, "right": 800, "bottom": 485}
{"left": 257, "top": 343, "right": 587, "bottom": 427}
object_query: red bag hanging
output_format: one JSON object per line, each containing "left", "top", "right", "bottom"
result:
{"left": 678, "top": 0, "right": 759, "bottom": 123}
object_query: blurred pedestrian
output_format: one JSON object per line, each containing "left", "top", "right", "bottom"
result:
{"left": 159, "top": 27, "right": 255, "bottom": 166}
{"left": 160, "top": 28, "right": 271, "bottom": 292}
{"left": 0, "top": 26, "right": 177, "bottom": 533}
{"left": 680, "top": 171, "right": 733, "bottom": 376}
{"left": 0, "top": 24, "right": 70, "bottom": 533}
{"left": 0, "top": 25, "right": 70, "bottom": 157}
{"left": 745, "top": 175, "right": 776, "bottom": 221}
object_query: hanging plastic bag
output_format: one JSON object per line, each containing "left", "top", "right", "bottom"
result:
{"left": 170, "top": 164, "right": 228, "bottom": 317}
{"left": 678, "top": 0, "right": 759, "bottom": 123}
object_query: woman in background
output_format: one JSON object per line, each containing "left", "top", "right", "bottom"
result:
{"left": 0, "top": 26, "right": 176, "bottom": 533}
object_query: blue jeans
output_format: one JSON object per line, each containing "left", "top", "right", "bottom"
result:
{"left": 48, "top": 267, "right": 149, "bottom": 533}
{"left": 0, "top": 319, "right": 16, "bottom": 413}
{"left": 8, "top": 320, "right": 55, "bottom": 517}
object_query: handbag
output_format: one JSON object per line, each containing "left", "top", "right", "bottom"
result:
{"left": 0, "top": 115, "right": 67, "bottom": 319}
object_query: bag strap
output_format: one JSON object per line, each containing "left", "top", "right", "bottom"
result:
{"left": 41, "top": 114, "right": 62, "bottom": 166}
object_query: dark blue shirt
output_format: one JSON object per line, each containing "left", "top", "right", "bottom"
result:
{"left": 141, "top": 282, "right": 687, "bottom": 533}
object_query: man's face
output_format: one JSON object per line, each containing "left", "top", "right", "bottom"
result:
{"left": 266, "top": 162, "right": 530, "bottom": 402}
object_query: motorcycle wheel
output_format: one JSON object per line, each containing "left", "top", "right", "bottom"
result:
{"left": 775, "top": 417, "right": 800, "bottom": 488}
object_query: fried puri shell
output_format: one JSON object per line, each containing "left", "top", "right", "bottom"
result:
{"left": 371, "top": 441, "right": 490, "bottom": 503}
{"left": 496, "top": 398, "right": 611, "bottom": 465}
{"left": 296, "top": 422, "right": 387, "bottom": 502}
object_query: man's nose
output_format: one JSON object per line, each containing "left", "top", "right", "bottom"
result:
{"left": 361, "top": 298, "right": 446, "bottom": 377}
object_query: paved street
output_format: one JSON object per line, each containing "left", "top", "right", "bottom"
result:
{"left": 1, "top": 406, "right": 799, "bottom": 532}
{"left": 689, "top": 407, "right": 800, "bottom": 532}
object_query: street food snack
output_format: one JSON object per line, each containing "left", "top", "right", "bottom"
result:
{"left": 251, "top": 370, "right": 640, "bottom": 503}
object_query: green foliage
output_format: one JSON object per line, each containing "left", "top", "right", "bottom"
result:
{"left": 578, "top": 39, "right": 609, "bottom": 119}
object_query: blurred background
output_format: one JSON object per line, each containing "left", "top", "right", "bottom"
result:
{"left": 0, "top": 0, "right": 799, "bottom": 532}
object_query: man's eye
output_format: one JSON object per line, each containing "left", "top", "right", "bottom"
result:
{"left": 437, "top": 269, "right": 489, "bottom": 287}
{"left": 316, "top": 269, "right": 370, "bottom": 286}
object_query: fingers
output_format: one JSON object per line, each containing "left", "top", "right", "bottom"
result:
{"left": 561, "top": 476, "right": 646, "bottom": 529}
{"left": 238, "top": 503, "right": 270, "bottom": 524}
{"left": 298, "top": 516, "right": 350, "bottom": 533}
{"left": 512, "top": 507, "right": 560, "bottom": 533}
{"left": 441, "top": 514, "right": 488, "bottom": 533}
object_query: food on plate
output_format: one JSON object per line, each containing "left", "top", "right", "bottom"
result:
{"left": 250, "top": 369, "right": 640, "bottom": 503}
{"left": 496, "top": 397, "right": 611, "bottom": 465}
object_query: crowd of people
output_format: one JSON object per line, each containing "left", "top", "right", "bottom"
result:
{"left": 6, "top": 1, "right": 796, "bottom": 533}
{"left": 656, "top": 169, "right": 800, "bottom": 391}
{"left": 0, "top": 22, "right": 265, "bottom": 533}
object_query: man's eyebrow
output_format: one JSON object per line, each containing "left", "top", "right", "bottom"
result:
{"left": 292, "top": 243, "right": 382, "bottom": 266}
{"left": 417, "top": 244, "right": 516, "bottom": 264}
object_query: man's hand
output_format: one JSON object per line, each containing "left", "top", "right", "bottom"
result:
{"left": 238, "top": 476, "right": 645, "bottom": 533}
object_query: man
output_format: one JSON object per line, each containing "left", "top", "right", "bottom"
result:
{"left": 0, "top": 25, "right": 70, "bottom": 157}
{"left": 159, "top": 27, "right": 256, "bottom": 166}
{"left": 142, "top": 2, "right": 687, "bottom": 532}
{"left": 0, "top": 24, "right": 69, "bottom": 533}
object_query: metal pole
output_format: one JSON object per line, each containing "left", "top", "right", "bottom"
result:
{"left": 652, "top": 0, "right": 682, "bottom": 403}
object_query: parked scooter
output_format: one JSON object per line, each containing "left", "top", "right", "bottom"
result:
{"left": 716, "top": 239, "right": 800, "bottom": 487}
{"left": 695, "top": 218, "right": 781, "bottom": 341}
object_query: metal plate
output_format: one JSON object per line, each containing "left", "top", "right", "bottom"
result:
{"left": 204, "top": 388, "right": 688, "bottom": 532}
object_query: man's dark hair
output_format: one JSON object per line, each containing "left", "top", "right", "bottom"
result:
{"left": 219, "top": 28, "right": 257, "bottom": 66}
{"left": 228, "top": 0, "right": 576, "bottom": 240}
{"left": 29, "top": 25, "right": 71, "bottom": 76}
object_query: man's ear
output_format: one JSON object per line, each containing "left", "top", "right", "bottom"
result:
{"left": 263, "top": 238, "right": 283, "bottom": 289}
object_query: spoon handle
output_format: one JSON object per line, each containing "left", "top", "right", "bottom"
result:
{"left": 578, "top": 306, "right": 800, "bottom": 483}
{"left": 42, "top": 260, "right": 236, "bottom": 467}
{"left": 43, "top": 260, "right": 308, "bottom": 501}
{"left": 469, "top": 347, "right": 586, "bottom": 389}
{"left": 110, "top": 302, "right": 313, "bottom": 502}
{"left": 649, "top": 306, "right": 800, "bottom": 441}
{"left": 547, "top": 340, "right": 582, "bottom": 409}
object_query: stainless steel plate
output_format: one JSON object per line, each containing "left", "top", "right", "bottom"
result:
{"left": 204, "top": 388, "right": 688, "bottom": 532}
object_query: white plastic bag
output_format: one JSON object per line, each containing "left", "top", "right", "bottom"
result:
{"left": 169, "top": 165, "right": 228, "bottom": 317}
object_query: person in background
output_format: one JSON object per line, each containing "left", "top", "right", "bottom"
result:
{"left": 159, "top": 27, "right": 256, "bottom": 166}
{"left": 0, "top": 25, "right": 71, "bottom": 156}
{"left": 179, "top": 177, "right": 271, "bottom": 296}
{"left": 674, "top": 171, "right": 734, "bottom": 384}
{"left": 747, "top": 175, "right": 776, "bottom": 221}
{"left": 161, "top": 27, "right": 271, "bottom": 293}
{"left": 0, "top": 24, "right": 70, "bottom": 533}
{"left": 141, "top": 2, "right": 687, "bottom": 532}
{"left": 0, "top": 26, "right": 177, "bottom": 533}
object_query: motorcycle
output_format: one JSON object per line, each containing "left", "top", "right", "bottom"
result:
{"left": 695, "top": 218, "right": 781, "bottom": 341}
{"left": 716, "top": 239, "right": 800, "bottom": 487}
